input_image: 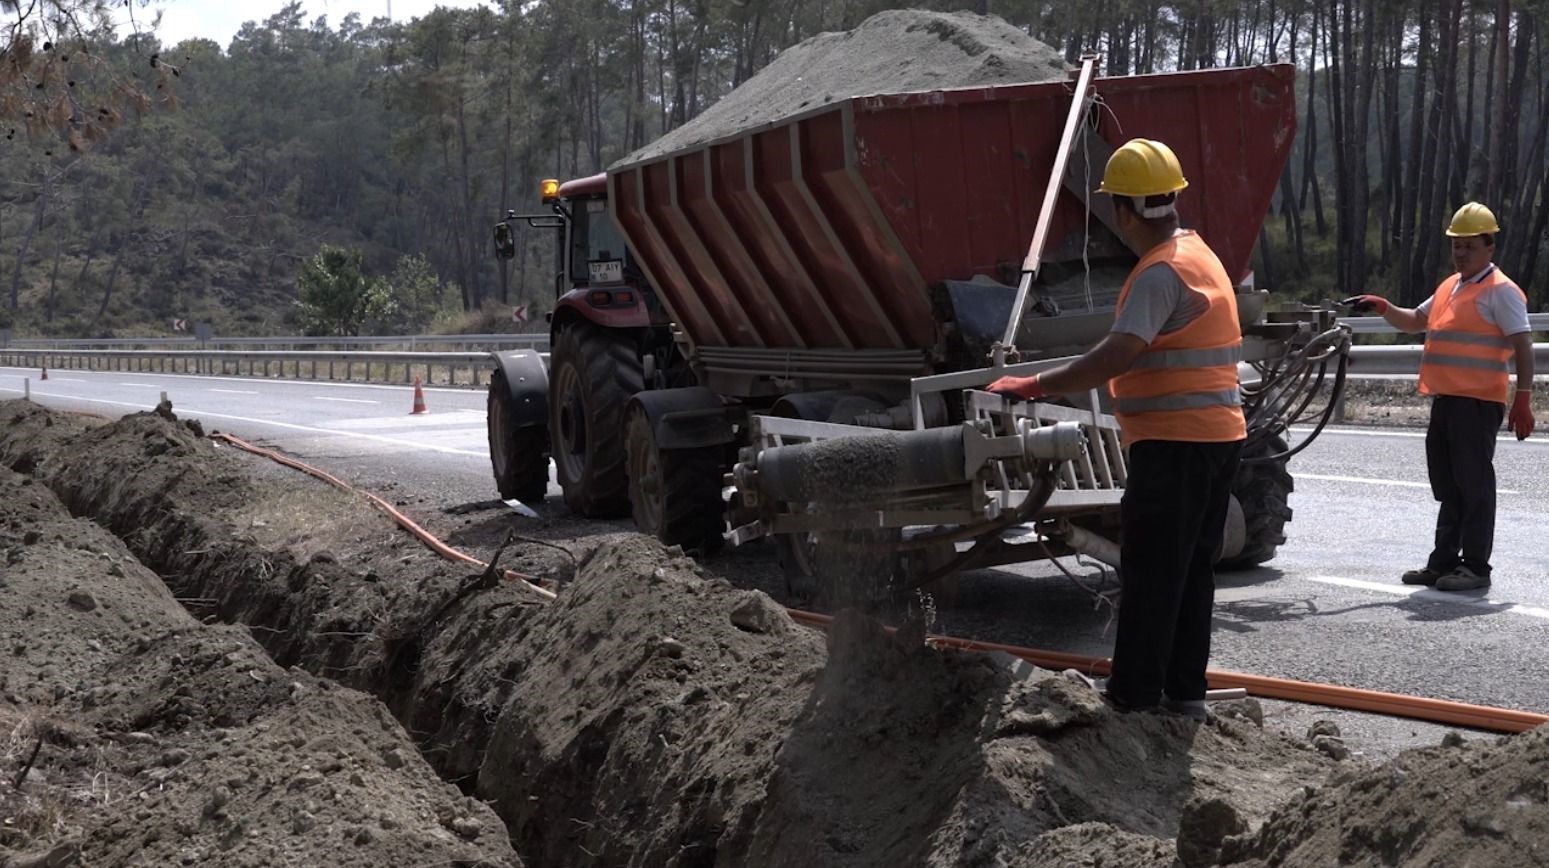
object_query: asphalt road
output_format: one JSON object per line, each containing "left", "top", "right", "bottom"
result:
{"left": 6, "top": 362, "right": 1547, "bottom": 754}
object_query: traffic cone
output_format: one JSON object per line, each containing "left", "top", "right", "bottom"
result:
{"left": 40, "top": 366, "right": 47, "bottom": 381}
{"left": 410, "top": 376, "right": 427, "bottom": 415}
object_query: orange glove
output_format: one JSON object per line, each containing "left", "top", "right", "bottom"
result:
{"left": 1508, "top": 390, "right": 1535, "bottom": 440}
{"left": 987, "top": 374, "right": 1045, "bottom": 400}
{"left": 1341, "top": 294, "right": 1390, "bottom": 315}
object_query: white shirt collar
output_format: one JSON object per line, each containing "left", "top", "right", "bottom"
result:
{"left": 1460, "top": 263, "right": 1496, "bottom": 285}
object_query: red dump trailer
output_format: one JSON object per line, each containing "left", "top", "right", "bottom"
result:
{"left": 610, "top": 65, "right": 1295, "bottom": 357}
{"left": 488, "top": 62, "right": 1348, "bottom": 598}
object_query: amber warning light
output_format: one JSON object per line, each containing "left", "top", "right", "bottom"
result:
{"left": 540, "top": 178, "right": 560, "bottom": 203}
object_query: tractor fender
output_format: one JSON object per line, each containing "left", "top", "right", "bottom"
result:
{"left": 627, "top": 387, "right": 735, "bottom": 450}
{"left": 488, "top": 349, "right": 549, "bottom": 428}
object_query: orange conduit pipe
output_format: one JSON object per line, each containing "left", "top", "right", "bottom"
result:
{"left": 214, "top": 432, "right": 1545, "bottom": 735}
{"left": 787, "top": 609, "right": 1549, "bottom": 734}
{"left": 211, "top": 432, "right": 556, "bottom": 601}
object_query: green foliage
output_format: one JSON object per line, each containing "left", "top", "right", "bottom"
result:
{"left": 296, "top": 246, "right": 379, "bottom": 337}
{"left": 368, "top": 254, "right": 451, "bottom": 335}
{"left": 5, "top": 0, "right": 1548, "bottom": 339}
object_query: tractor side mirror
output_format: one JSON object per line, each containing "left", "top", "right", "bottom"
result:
{"left": 493, "top": 220, "right": 516, "bottom": 260}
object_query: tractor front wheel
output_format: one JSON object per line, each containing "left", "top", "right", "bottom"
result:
{"left": 548, "top": 323, "right": 643, "bottom": 517}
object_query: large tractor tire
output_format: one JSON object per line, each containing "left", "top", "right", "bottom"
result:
{"left": 1218, "top": 434, "right": 1294, "bottom": 570}
{"left": 487, "top": 370, "right": 549, "bottom": 504}
{"left": 625, "top": 405, "right": 726, "bottom": 550}
{"left": 548, "top": 323, "right": 643, "bottom": 517}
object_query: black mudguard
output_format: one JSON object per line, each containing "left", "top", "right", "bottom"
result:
{"left": 488, "top": 349, "right": 549, "bottom": 428}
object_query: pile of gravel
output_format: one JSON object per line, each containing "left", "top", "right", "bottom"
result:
{"left": 616, "top": 9, "right": 1069, "bottom": 165}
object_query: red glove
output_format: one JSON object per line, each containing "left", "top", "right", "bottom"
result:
{"left": 987, "top": 374, "right": 1045, "bottom": 400}
{"left": 1508, "top": 390, "right": 1535, "bottom": 440}
{"left": 1341, "top": 294, "right": 1390, "bottom": 315}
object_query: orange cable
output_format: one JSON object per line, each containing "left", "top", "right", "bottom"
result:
{"left": 211, "top": 432, "right": 556, "bottom": 600}
{"left": 788, "top": 609, "right": 1548, "bottom": 733}
{"left": 214, "top": 432, "right": 1545, "bottom": 734}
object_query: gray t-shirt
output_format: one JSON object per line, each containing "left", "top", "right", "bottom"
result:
{"left": 1416, "top": 265, "right": 1530, "bottom": 335}
{"left": 1110, "top": 262, "right": 1210, "bottom": 344}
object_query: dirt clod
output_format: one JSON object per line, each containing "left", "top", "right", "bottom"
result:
{"left": 65, "top": 590, "right": 97, "bottom": 611}
{"left": 1176, "top": 796, "right": 1249, "bottom": 867}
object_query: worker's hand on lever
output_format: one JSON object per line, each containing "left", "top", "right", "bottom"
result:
{"left": 1341, "top": 294, "right": 1390, "bottom": 315}
{"left": 1509, "top": 390, "right": 1536, "bottom": 440}
{"left": 987, "top": 373, "right": 1046, "bottom": 400}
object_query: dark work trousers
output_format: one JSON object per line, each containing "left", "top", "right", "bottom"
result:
{"left": 1106, "top": 438, "right": 1244, "bottom": 708}
{"left": 1425, "top": 395, "right": 1506, "bottom": 577}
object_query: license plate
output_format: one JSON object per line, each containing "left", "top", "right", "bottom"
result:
{"left": 589, "top": 260, "right": 623, "bottom": 284}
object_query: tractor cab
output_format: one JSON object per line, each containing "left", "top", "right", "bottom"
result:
{"left": 494, "top": 174, "right": 665, "bottom": 329}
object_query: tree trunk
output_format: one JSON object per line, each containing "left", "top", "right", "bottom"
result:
{"left": 1486, "top": 0, "right": 1511, "bottom": 205}
{"left": 1399, "top": 0, "right": 1431, "bottom": 304}
{"left": 9, "top": 171, "right": 49, "bottom": 312}
{"left": 45, "top": 239, "right": 64, "bottom": 323}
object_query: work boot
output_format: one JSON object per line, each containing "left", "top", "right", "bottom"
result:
{"left": 1160, "top": 696, "right": 1209, "bottom": 720}
{"left": 1401, "top": 567, "right": 1444, "bottom": 586}
{"left": 1434, "top": 565, "right": 1490, "bottom": 592}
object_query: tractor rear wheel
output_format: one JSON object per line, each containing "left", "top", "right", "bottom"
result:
{"left": 549, "top": 323, "right": 643, "bottom": 517}
{"left": 487, "top": 370, "right": 549, "bottom": 504}
{"left": 625, "top": 405, "right": 726, "bottom": 550}
{"left": 1218, "top": 434, "right": 1294, "bottom": 570}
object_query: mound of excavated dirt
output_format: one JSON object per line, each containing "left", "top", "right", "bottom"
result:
{"left": 619, "top": 9, "right": 1068, "bottom": 164}
{"left": 477, "top": 536, "right": 827, "bottom": 865}
{"left": 1221, "top": 727, "right": 1549, "bottom": 866}
{"left": 0, "top": 464, "right": 518, "bottom": 867}
{"left": 7, "top": 398, "right": 1549, "bottom": 867}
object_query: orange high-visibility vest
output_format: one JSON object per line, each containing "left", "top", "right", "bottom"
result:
{"left": 1418, "top": 266, "right": 1524, "bottom": 405}
{"left": 1109, "top": 231, "right": 1247, "bottom": 445}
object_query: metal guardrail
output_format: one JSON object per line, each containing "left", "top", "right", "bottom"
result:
{"left": 1337, "top": 312, "right": 1549, "bottom": 335}
{"left": 0, "top": 348, "right": 550, "bottom": 388}
{"left": 1346, "top": 344, "right": 1549, "bottom": 376}
{"left": 0, "top": 333, "right": 550, "bottom": 352}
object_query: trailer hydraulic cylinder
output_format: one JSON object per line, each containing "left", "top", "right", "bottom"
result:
{"left": 756, "top": 427, "right": 968, "bottom": 504}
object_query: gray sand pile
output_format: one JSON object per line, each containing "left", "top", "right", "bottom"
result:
{"left": 1221, "top": 725, "right": 1549, "bottom": 866}
{"left": 618, "top": 10, "right": 1068, "bottom": 165}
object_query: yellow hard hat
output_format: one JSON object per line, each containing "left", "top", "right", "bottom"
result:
{"left": 1445, "top": 202, "right": 1500, "bottom": 237}
{"left": 1097, "top": 138, "right": 1190, "bottom": 198}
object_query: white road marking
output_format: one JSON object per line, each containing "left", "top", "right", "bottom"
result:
{"left": 1296, "top": 472, "right": 1520, "bottom": 496}
{"left": 209, "top": 389, "right": 258, "bottom": 395}
{"left": 120, "top": 382, "right": 159, "bottom": 388}
{"left": 1308, "top": 575, "right": 1549, "bottom": 621}
{"left": 321, "top": 415, "right": 486, "bottom": 431}
{"left": 0, "top": 390, "right": 487, "bottom": 457}
{"left": 1293, "top": 425, "right": 1549, "bottom": 444}
{"left": 314, "top": 397, "right": 378, "bottom": 405}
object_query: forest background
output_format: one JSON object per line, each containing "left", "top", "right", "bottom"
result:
{"left": 2, "top": 0, "right": 1546, "bottom": 338}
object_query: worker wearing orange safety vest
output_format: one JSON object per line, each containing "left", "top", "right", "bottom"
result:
{"left": 988, "top": 138, "right": 1244, "bottom": 718}
{"left": 1344, "top": 202, "right": 1535, "bottom": 592}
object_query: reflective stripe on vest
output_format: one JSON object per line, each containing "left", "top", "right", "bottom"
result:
{"left": 1128, "top": 344, "right": 1245, "bottom": 370}
{"left": 1109, "top": 231, "right": 1247, "bottom": 445}
{"left": 1418, "top": 266, "right": 1522, "bottom": 404}
{"left": 1113, "top": 388, "right": 1243, "bottom": 414}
